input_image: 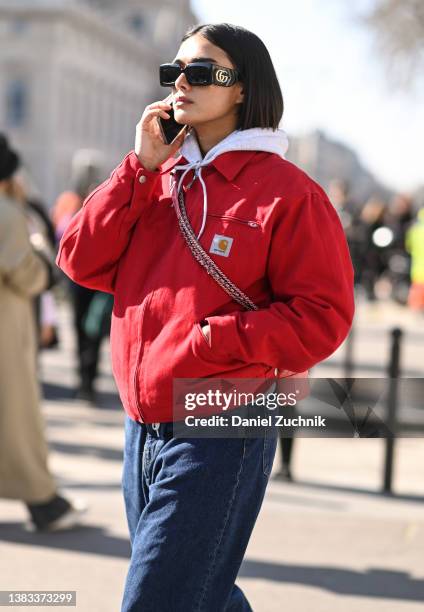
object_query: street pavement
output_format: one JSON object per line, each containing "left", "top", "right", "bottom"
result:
{"left": 0, "top": 297, "right": 423, "bottom": 611}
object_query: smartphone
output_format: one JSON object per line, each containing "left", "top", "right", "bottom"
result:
{"left": 157, "top": 102, "right": 186, "bottom": 145}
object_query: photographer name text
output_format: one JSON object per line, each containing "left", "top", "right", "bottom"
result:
{"left": 184, "top": 414, "right": 326, "bottom": 428}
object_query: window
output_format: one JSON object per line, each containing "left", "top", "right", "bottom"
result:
{"left": 128, "top": 13, "right": 144, "bottom": 33}
{"left": 6, "top": 79, "right": 29, "bottom": 127}
{"left": 11, "top": 18, "right": 29, "bottom": 35}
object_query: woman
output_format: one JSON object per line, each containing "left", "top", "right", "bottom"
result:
{"left": 57, "top": 23, "right": 354, "bottom": 611}
{"left": 0, "top": 133, "right": 86, "bottom": 532}
{"left": 52, "top": 159, "right": 111, "bottom": 403}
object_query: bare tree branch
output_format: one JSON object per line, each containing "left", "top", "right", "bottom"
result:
{"left": 361, "top": 0, "right": 424, "bottom": 89}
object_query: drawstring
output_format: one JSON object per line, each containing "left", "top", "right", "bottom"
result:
{"left": 170, "top": 159, "right": 211, "bottom": 241}
{"left": 167, "top": 126, "right": 290, "bottom": 240}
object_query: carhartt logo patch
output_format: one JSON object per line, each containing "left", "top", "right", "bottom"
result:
{"left": 209, "top": 234, "right": 233, "bottom": 257}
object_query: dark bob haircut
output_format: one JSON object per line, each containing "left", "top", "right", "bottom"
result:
{"left": 181, "top": 23, "right": 284, "bottom": 131}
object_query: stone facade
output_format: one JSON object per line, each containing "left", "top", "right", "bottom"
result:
{"left": 0, "top": 0, "right": 196, "bottom": 204}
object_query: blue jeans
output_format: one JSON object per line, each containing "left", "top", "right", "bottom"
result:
{"left": 120, "top": 415, "right": 277, "bottom": 611}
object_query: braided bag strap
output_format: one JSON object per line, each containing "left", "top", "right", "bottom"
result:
{"left": 174, "top": 188, "right": 258, "bottom": 311}
{"left": 172, "top": 179, "right": 309, "bottom": 384}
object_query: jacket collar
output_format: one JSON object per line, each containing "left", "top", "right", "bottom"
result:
{"left": 160, "top": 126, "right": 288, "bottom": 183}
{"left": 161, "top": 149, "right": 257, "bottom": 183}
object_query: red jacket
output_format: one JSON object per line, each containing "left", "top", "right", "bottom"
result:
{"left": 57, "top": 146, "right": 354, "bottom": 423}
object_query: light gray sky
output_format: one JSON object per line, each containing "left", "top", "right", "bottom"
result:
{"left": 191, "top": 0, "right": 423, "bottom": 193}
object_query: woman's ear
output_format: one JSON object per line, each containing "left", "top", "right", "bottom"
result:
{"left": 235, "top": 84, "right": 244, "bottom": 105}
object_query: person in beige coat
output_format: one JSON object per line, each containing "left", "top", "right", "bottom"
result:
{"left": 0, "top": 133, "right": 86, "bottom": 531}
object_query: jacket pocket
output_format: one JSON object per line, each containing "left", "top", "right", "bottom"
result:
{"left": 193, "top": 321, "right": 225, "bottom": 362}
{"left": 200, "top": 214, "right": 266, "bottom": 290}
{"left": 192, "top": 321, "right": 271, "bottom": 378}
{"left": 207, "top": 213, "right": 261, "bottom": 229}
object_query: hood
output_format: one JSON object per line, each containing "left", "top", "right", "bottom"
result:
{"left": 171, "top": 127, "right": 289, "bottom": 240}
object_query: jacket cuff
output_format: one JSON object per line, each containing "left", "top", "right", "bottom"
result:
{"left": 117, "top": 151, "right": 161, "bottom": 202}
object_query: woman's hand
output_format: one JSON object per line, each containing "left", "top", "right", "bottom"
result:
{"left": 200, "top": 323, "right": 211, "bottom": 346}
{"left": 135, "top": 96, "right": 187, "bottom": 172}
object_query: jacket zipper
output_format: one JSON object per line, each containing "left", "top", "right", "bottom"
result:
{"left": 132, "top": 297, "right": 150, "bottom": 422}
{"left": 207, "top": 213, "right": 261, "bottom": 228}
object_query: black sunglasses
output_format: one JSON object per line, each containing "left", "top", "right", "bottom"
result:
{"left": 159, "top": 62, "right": 239, "bottom": 87}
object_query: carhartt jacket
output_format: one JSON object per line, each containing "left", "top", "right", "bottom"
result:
{"left": 57, "top": 128, "right": 355, "bottom": 422}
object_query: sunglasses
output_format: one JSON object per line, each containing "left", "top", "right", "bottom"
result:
{"left": 159, "top": 62, "right": 239, "bottom": 87}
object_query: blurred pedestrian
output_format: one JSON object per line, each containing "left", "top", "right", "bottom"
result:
{"left": 274, "top": 436, "right": 295, "bottom": 481}
{"left": 386, "top": 193, "right": 414, "bottom": 251}
{"left": 405, "top": 207, "right": 424, "bottom": 311}
{"left": 51, "top": 155, "right": 113, "bottom": 403}
{"left": 357, "top": 196, "right": 387, "bottom": 300}
{"left": 0, "top": 134, "right": 86, "bottom": 532}
{"left": 328, "top": 179, "right": 363, "bottom": 286}
{"left": 273, "top": 375, "right": 307, "bottom": 482}
{"left": 57, "top": 23, "right": 354, "bottom": 610}
{"left": 328, "top": 178, "right": 357, "bottom": 231}
{"left": 16, "top": 173, "right": 60, "bottom": 350}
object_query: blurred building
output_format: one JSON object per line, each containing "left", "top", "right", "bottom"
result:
{"left": 0, "top": 0, "right": 196, "bottom": 204}
{"left": 287, "top": 130, "right": 392, "bottom": 206}
{"left": 85, "top": 0, "right": 193, "bottom": 62}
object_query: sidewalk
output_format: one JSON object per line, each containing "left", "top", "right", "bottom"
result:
{"left": 0, "top": 299, "right": 423, "bottom": 611}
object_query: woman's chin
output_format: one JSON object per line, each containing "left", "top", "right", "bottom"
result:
{"left": 174, "top": 108, "right": 198, "bottom": 123}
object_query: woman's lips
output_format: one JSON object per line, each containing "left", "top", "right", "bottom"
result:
{"left": 174, "top": 98, "right": 193, "bottom": 106}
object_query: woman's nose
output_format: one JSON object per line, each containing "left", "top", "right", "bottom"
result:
{"left": 174, "top": 71, "right": 190, "bottom": 90}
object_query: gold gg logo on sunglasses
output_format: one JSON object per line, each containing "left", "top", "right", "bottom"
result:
{"left": 215, "top": 69, "right": 230, "bottom": 83}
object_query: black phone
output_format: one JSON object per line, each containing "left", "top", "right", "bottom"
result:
{"left": 157, "top": 106, "right": 186, "bottom": 145}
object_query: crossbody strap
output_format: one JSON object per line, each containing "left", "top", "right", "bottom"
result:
{"left": 174, "top": 187, "right": 258, "bottom": 311}
{"left": 172, "top": 180, "right": 308, "bottom": 382}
